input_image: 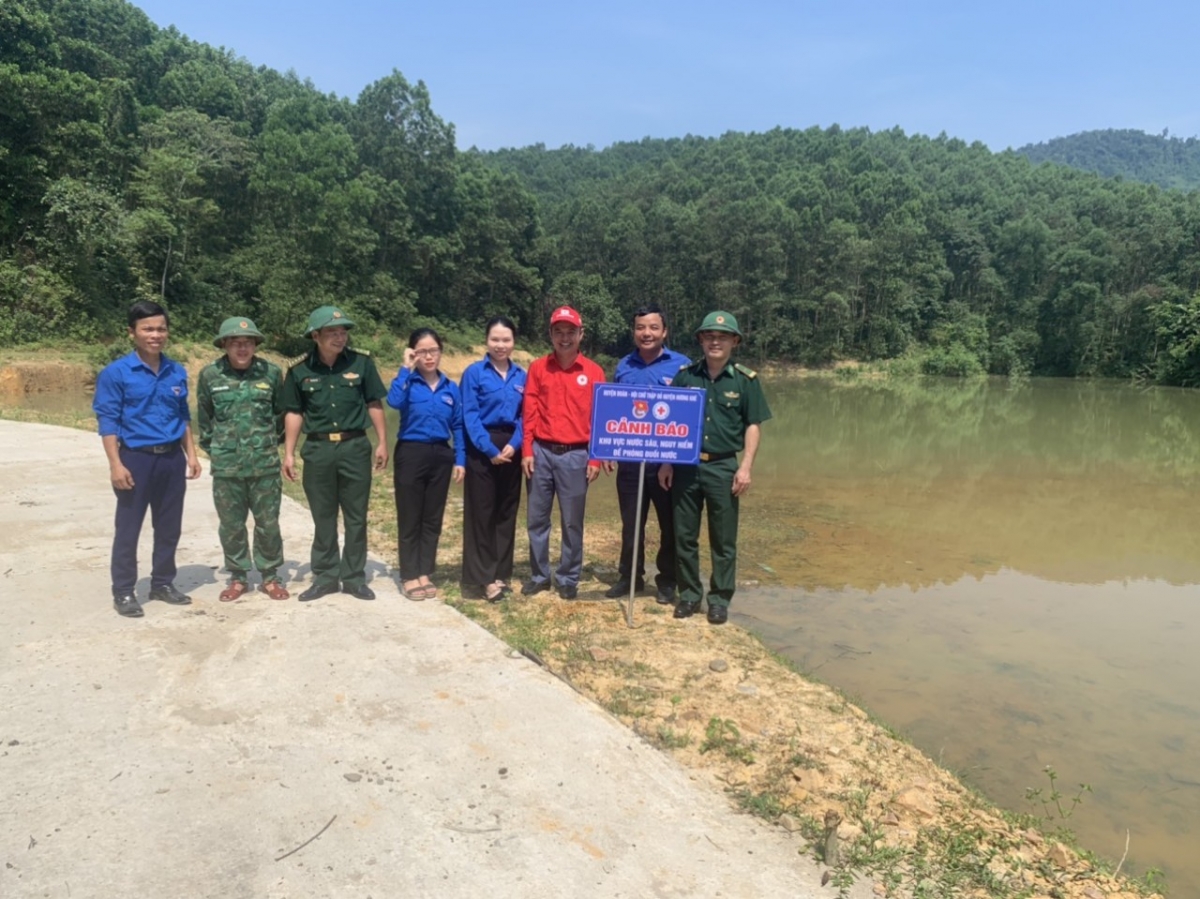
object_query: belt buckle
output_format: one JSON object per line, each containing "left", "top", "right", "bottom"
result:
{"left": 329, "top": 432, "right": 343, "bottom": 443}
{"left": 152, "top": 443, "right": 170, "bottom": 454}
{"left": 699, "top": 452, "right": 710, "bottom": 462}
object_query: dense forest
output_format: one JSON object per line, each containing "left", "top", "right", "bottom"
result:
{"left": 5, "top": 0, "right": 1200, "bottom": 384}
{"left": 0, "top": 0, "right": 543, "bottom": 349}
{"left": 1018, "top": 129, "right": 1200, "bottom": 192}
{"left": 483, "top": 132, "right": 1200, "bottom": 381}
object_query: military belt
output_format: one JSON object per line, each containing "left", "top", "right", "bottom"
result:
{"left": 120, "top": 440, "right": 180, "bottom": 455}
{"left": 699, "top": 451, "right": 736, "bottom": 463}
{"left": 308, "top": 429, "right": 366, "bottom": 443}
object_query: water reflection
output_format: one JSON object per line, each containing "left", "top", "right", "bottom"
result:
{"left": 737, "top": 376, "right": 1200, "bottom": 893}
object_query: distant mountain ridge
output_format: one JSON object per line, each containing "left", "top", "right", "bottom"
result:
{"left": 1016, "top": 129, "right": 1200, "bottom": 191}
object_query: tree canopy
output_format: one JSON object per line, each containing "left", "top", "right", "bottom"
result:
{"left": 4, "top": 0, "right": 1200, "bottom": 386}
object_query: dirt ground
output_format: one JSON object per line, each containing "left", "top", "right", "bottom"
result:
{"left": 0, "top": 349, "right": 1162, "bottom": 899}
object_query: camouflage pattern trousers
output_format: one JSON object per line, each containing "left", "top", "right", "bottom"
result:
{"left": 212, "top": 474, "right": 284, "bottom": 583}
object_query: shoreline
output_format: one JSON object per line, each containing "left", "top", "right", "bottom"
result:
{"left": 0, "top": 351, "right": 1166, "bottom": 898}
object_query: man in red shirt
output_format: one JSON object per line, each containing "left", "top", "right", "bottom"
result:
{"left": 521, "top": 306, "right": 606, "bottom": 599}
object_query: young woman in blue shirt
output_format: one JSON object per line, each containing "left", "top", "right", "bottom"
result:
{"left": 458, "top": 316, "right": 526, "bottom": 602}
{"left": 387, "top": 328, "right": 465, "bottom": 600}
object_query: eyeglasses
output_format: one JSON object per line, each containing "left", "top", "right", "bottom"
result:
{"left": 412, "top": 348, "right": 441, "bottom": 357}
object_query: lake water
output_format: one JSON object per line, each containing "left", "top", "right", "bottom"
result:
{"left": 6, "top": 373, "right": 1197, "bottom": 892}
{"left": 733, "top": 376, "right": 1200, "bottom": 894}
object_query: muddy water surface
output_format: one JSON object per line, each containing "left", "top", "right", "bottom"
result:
{"left": 734, "top": 376, "right": 1200, "bottom": 893}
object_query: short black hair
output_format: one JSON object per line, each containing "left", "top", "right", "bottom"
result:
{"left": 128, "top": 300, "right": 169, "bottom": 328}
{"left": 408, "top": 327, "right": 443, "bottom": 350}
{"left": 484, "top": 315, "right": 517, "bottom": 340}
{"left": 631, "top": 303, "right": 667, "bottom": 329}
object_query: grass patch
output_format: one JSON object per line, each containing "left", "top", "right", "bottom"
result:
{"left": 700, "top": 717, "right": 755, "bottom": 764}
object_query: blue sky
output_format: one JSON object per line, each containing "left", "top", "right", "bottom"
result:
{"left": 133, "top": 0, "right": 1200, "bottom": 152}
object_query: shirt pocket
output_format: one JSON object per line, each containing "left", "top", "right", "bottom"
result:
{"left": 122, "top": 377, "right": 153, "bottom": 408}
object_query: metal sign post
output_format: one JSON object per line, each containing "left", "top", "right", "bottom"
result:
{"left": 589, "top": 385, "right": 704, "bottom": 627}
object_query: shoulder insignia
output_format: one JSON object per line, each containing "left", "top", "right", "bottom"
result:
{"left": 678, "top": 362, "right": 690, "bottom": 372}
{"left": 351, "top": 348, "right": 371, "bottom": 357}
{"left": 734, "top": 363, "right": 758, "bottom": 379}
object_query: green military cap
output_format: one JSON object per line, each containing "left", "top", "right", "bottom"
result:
{"left": 213, "top": 316, "right": 265, "bottom": 347}
{"left": 302, "top": 305, "right": 355, "bottom": 337}
{"left": 695, "top": 310, "right": 742, "bottom": 337}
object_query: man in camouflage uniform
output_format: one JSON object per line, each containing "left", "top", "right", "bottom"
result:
{"left": 197, "top": 316, "right": 289, "bottom": 601}
{"left": 658, "top": 311, "right": 772, "bottom": 626}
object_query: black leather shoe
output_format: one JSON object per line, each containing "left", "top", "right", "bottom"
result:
{"left": 298, "top": 581, "right": 340, "bottom": 602}
{"left": 604, "top": 579, "right": 645, "bottom": 599}
{"left": 344, "top": 583, "right": 375, "bottom": 601}
{"left": 558, "top": 585, "right": 578, "bottom": 600}
{"left": 113, "top": 594, "right": 143, "bottom": 617}
{"left": 148, "top": 584, "right": 191, "bottom": 605}
{"left": 706, "top": 604, "right": 729, "bottom": 625}
{"left": 522, "top": 579, "right": 552, "bottom": 596}
{"left": 655, "top": 584, "right": 677, "bottom": 605}
{"left": 673, "top": 600, "right": 701, "bottom": 619}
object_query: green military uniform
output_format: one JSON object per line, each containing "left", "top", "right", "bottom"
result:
{"left": 197, "top": 339, "right": 286, "bottom": 586}
{"left": 672, "top": 316, "right": 772, "bottom": 612}
{"left": 282, "top": 332, "right": 386, "bottom": 591}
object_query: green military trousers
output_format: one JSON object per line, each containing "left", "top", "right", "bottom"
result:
{"left": 300, "top": 436, "right": 372, "bottom": 590}
{"left": 212, "top": 474, "right": 284, "bottom": 583}
{"left": 672, "top": 455, "right": 739, "bottom": 609}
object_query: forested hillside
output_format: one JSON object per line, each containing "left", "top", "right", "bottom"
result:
{"left": 1018, "top": 129, "right": 1200, "bottom": 192}
{"left": 0, "top": 0, "right": 543, "bottom": 347}
{"left": 5, "top": 0, "right": 1200, "bottom": 384}
{"left": 483, "top": 132, "right": 1200, "bottom": 381}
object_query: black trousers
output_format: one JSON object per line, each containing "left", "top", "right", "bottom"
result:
{"left": 461, "top": 428, "right": 522, "bottom": 587}
{"left": 394, "top": 440, "right": 454, "bottom": 580}
{"left": 616, "top": 461, "right": 676, "bottom": 588}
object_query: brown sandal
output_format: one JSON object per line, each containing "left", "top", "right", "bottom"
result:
{"left": 261, "top": 580, "right": 290, "bottom": 600}
{"left": 219, "top": 581, "right": 249, "bottom": 602}
{"left": 402, "top": 580, "right": 425, "bottom": 601}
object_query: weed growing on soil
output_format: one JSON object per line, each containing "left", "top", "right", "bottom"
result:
{"left": 653, "top": 726, "right": 692, "bottom": 750}
{"left": 700, "top": 717, "right": 755, "bottom": 764}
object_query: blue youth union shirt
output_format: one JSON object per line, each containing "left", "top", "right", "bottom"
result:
{"left": 459, "top": 356, "right": 526, "bottom": 458}
{"left": 93, "top": 351, "right": 190, "bottom": 447}
{"left": 612, "top": 347, "right": 692, "bottom": 387}
{"left": 386, "top": 367, "right": 467, "bottom": 466}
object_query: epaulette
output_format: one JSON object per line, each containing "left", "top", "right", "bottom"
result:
{"left": 733, "top": 363, "right": 758, "bottom": 379}
{"left": 678, "top": 362, "right": 690, "bottom": 372}
{"left": 349, "top": 347, "right": 372, "bottom": 357}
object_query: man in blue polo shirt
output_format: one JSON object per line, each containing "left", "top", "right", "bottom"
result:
{"left": 605, "top": 304, "right": 691, "bottom": 604}
{"left": 93, "top": 300, "right": 202, "bottom": 618}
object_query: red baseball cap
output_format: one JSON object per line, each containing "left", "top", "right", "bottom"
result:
{"left": 548, "top": 305, "right": 583, "bottom": 328}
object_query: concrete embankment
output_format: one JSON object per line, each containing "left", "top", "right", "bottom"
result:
{"left": 0, "top": 420, "right": 864, "bottom": 899}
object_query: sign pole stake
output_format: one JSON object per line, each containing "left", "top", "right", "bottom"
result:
{"left": 626, "top": 460, "right": 646, "bottom": 628}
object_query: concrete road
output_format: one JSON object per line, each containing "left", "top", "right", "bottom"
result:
{"left": 0, "top": 420, "right": 863, "bottom": 899}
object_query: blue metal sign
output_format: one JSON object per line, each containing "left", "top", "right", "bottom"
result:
{"left": 589, "top": 384, "right": 703, "bottom": 465}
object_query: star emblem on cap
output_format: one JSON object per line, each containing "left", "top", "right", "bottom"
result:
{"left": 716, "top": 315, "right": 726, "bottom": 324}
{"left": 239, "top": 321, "right": 248, "bottom": 328}
{"left": 333, "top": 311, "right": 342, "bottom": 318}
